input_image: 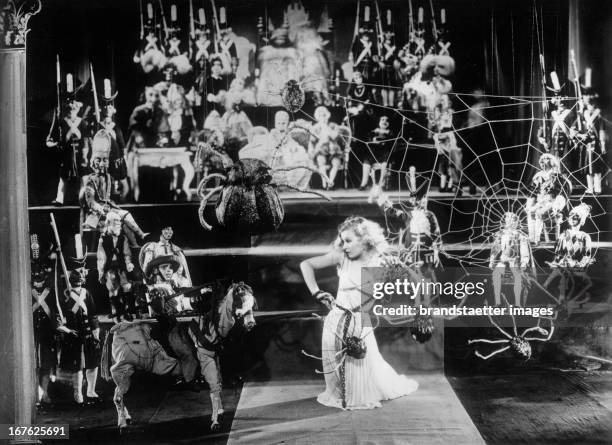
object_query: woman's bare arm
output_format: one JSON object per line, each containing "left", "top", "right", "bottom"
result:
{"left": 300, "top": 251, "right": 339, "bottom": 295}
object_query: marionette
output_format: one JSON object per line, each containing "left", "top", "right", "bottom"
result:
{"left": 30, "top": 234, "right": 58, "bottom": 407}
{"left": 526, "top": 153, "right": 571, "bottom": 244}
{"left": 80, "top": 130, "right": 148, "bottom": 246}
{"left": 164, "top": 5, "right": 192, "bottom": 76}
{"left": 351, "top": 27, "right": 376, "bottom": 80}
{"left": 435, "top": 9, "right": 451, "bottom": 56}
{"left": 140, "top": 226, "right": 191, "bottom": 287}
{"left": 359, "top": 115, "right": 393, "bottom": 191}
{"left": 310, "top": 106, "right": 351, "bottom": 190}
{"left": 166, "top": 83, "right": 195, "bottom": 147}
{"left": 377, "top": 193, "right": 442, "bottom": 307}
{"left": 127, "top": 86, "right": 166, "bottom": 148}
{"left": 376, "top": 31, "right": 401, "bottom": 107}
{"left": 203, "top": 57, "right": 229, "bottom": 126}
{"left": 134, "top": 3, "right": 166, "bottom": 74}
{"left": 219, "top": 27, "right": 239, "bottom": 74}
{"left": 47, "top": 74, "right": 91, "bottom": 206}
{"left": 344, "top": 70, "right": 375, "bottom": 143}
{"left": 269, "top": 113, "right": 312, "bottom": 189}
{"left": 576, "top": 74, "right": 606, "bottom": 194}
{"left": 96, "top": 211, "right": 136, "bottom": 321}
{"left": 433, "top": 130, "right": 462, "bottom": 195}
{"left": 489, "top": 212, "right": 533, "bottom": 307}
{"left": 57, "top": 270, "right": 101, "bottom": 405}
{"left": 544, "top": 203, "right": 594, "bottom": 305}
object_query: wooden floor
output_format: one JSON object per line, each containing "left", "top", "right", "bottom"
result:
{"left": 227, "top": 375, "right": 485, "bottom": 445}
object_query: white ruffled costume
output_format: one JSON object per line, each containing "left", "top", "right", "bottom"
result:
{"left": 318, "top": 253, "right": 418, "bottom": 409}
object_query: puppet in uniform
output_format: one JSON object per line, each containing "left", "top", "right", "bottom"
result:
{"left": 80, "top": 130, "right": 148, "bottom": 247}
{"left": 47, "top": 94, "right": 90, "bottom": 206}
{"left": 96, "top": 211, "right": 137, "bottom": 321}
{"left": 550, "top": 97, "right": 573, "bottom": 162}
{"left": 544, "top": 203, "right": 594, "bottom": 304}
{"left": 577, "top": 94, "right": 606, "bottom": 194}
{"left": 378, "top": 194, "right": 442, "bottom": 306}
{"left": 488, "top": 212, "right": 533, "bottom": 307}
{"left": 351, "top": 28, "right": 376, "bottom": 81}
{"left": 203, "top": 57, "right": 230, "bottom": 127}
{"left": 218, "top": 27, "right": 238, "bottom": 74}
{"left": 433, "top": 96, "right": 463, "bottom": 194}
{"left": 30, "top": 236, "right": 59, "bottom": 406}
{"left": 57, "top": 270, "right": 101, "bottom": 405}
{"left": 375, "top": 31, "right": 401, "bottom": 107}
{"left": 526, "top": 153, "right": 571, "bottom": 244}
{"left": 99, "top": 89, "right": 129, "bottom": 200}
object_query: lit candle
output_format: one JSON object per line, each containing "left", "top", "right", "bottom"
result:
{"left": 199, "top": 8, "right": 205, "bottom": 24}
{"left": 550, "top": 71, "right": 561, "bottom": 91}
{"left": 418, "top": 7, "right": 423, "bottom": 24}
{"left": 147, "top": 2, "right": 153, "bottom": 19}
{"left": 585, "top": 68, "right": 592, "bottom": 88}
{"left": 171, "top": 4, "right": 177, "bottom": 22}
{"left": 75, "top": 234, "right": 83, "bottom": 259}
{"left": 364, "top": 6, "right": 370, "bottom": 22}
{"left": 441, "top": 8, "right": 446, "bottom": 24}
{"left": 104, "top": 78, "right": 111, "bottom": 99}
{"left": 386, "top": 9, "right": 391, "bottom": 26}
{"left": 219, "top": 7, "right": 226, "bottom": 24}
{"left": 66, "top": 73, "right": 74, "bottom": 93}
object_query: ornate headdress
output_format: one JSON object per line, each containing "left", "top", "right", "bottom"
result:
{"left": 569, "top": 203, "right": 591, "bottom": 227}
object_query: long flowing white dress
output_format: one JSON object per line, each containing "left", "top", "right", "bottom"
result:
{"left": 318, "top": 254, "right": 419, "bottom": 409}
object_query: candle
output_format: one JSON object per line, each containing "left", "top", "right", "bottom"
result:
{"left": 147, "top": 2, "right": 153, "bottom": 19}
{"left": 386, "top": 9, "right": 391, "bottom": 26}
{"left": 104, "top": 78, "right": 111, "bottom": 99}
{"left": 56, "top": 58, "right": 61, "bottom": 84}
{"left": 585, "top": 68, "right": 592, "bottom": 88}
{"left": 441, "top": 8, "right": 446, "bottom": 24}
{"left": 199, "top": 8, "right": 205, "bottom": 24}
{"left": 219, "top": 7, "right": 226, "bottom": 24}
{"left": 335, "top": 70, "right": 340, "bottom": 87}
{"left": 171, "top": 4, "right": 177, "bottom": 22}
{"left": 66, "top": 73, "right": 74, "bottom": 93}
{"left": 550, "top": 71, "right": 561, "bottom": 91}
{"left": 418, "top": 7, "right": 423, "bottom": 24}
{"left": 364, "top": 5, "right": 370, "bottom": 22}
{"left": 75, "top": 234, "right": 83, "bottom": 259}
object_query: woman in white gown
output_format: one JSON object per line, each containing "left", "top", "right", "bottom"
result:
{"left": 300, "top": 217, "right": 418, "bottom": 409}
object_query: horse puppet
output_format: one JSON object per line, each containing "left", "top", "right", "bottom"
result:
{"left": 101, "top": 282, "right": 257, "bottom": 432}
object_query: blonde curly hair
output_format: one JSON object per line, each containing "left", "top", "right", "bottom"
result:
{"left": 333, "top": 216, "right": 389, "bottom": 254}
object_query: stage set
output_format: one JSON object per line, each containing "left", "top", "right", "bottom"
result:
{"left": 1, "top": 0, "right": 612, "bottom": 444}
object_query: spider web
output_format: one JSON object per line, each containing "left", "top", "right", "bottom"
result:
{"left": 260, "top": 76, "right": 611, "bottom": 271}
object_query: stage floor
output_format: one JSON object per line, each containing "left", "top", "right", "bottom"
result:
{"left": 227, "top": 375, "right": 485, "bottom": 445}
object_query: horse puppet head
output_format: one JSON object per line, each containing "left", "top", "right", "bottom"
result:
{"left": 217, "top": 282, "right": 257, "bottom": 337}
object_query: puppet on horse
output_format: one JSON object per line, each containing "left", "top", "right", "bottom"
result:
{"left": 101, "top": 282, "right": 256, "bottom": 432}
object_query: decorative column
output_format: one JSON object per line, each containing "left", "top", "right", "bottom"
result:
{"left": 0, "top": 0, "right": 41, "bottom": 435}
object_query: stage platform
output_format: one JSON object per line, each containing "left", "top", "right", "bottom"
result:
{"left": 228, "top": 375, "right": 485, "bottom": 445}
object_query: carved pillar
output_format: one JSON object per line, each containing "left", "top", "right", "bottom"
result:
{"left": 0, "top": 0, "right": 41, "bottom": 434}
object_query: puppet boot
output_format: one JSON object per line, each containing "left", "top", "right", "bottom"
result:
{"left": 86, "top": 368, "right": 99, "bottom": 398}
{"left": 594, "top": 173, "right": 602, "bottom": 194}
{"left": 586, "top": 174, "right": 594, "bottom": 194}
{"left": 72, "top": 371, "right": 84, "bottom": 404}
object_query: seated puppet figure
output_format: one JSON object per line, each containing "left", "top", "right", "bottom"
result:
{"left": 270, "top": 111, "right": 311, "bottom": 189}
{"left": 310, "top": 106, "right": 348, "bottom": 190}
{"left": 80, "top": 131, "right": 148, "bottom": 247}
{"left": 489, "top": 212, "right": 532, "bottom": 307}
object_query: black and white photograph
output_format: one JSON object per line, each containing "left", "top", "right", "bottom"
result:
{"left": 1, "top": 0, "right": 612, "bottom": 443}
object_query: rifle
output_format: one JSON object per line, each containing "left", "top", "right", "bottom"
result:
{"left": 50, "top": 213, "right": 69, "bottom": 323}
{"left": 570, "top": 49, "right": 583, "bottom": 132}
{"left": 373, "top": 0, "right": 384, "bottom": 57}
{"left": 138, "top": 0, "right": 144, "bottom": 41}
{"left": 539, "top": 54, "right": 548, "bottom": 147}
{"left": 210, "top": 0, "right": 222, "bottom": 54}
{"left": 90, "top": 63, "right": 100, "bottom": 126}
{"left": 47, "top": 55, "right": 63, "bottom": 146}
{"left": 428, "top": 0, "right": 438, "bottom": 44}
{"left": 188, "top": 0, "right": 195, "bottom": 59}
{"left": 157, "top": 0, "right": 170, "bottom": 47}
